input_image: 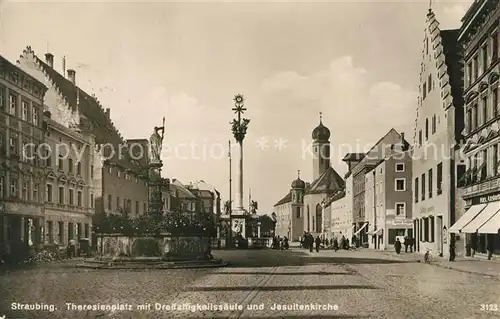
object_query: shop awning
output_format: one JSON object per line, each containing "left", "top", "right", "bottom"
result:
{"left": 449, "top": 203, "right": 487, "bottom": 233}
{"left": 354, "top": 222, "right": 368, "bottom": 236}
{"left": 461, "top": 202, "right": 500, "bottom": 233}
{"left": 477, "top": 210, "right": 500, "bottom": 234}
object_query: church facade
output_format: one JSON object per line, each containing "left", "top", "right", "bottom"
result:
{"left": 274, "top": 115, "right": 345, "bottom": 241}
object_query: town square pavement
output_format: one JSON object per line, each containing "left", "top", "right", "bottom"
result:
{"left": 0, "top": 248, "right": 499, "bottom": 319}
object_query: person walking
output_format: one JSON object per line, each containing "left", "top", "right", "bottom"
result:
{"left": 404, "top": 236, "right": 409, "bottom": 253}
{"left": 308, "top": 234, "right": 314, "bottom": 253}
{"left": 315, "top": 236, "right": 321, "bottom": 253}
{"left": 394, "top": 238, "right": 402, "bottom": 254}
{"left": 449, "top": 235, "right": 456, "bottom": 262}
{"left": 333, "top": 237, "right": 339, "bottom": 251}
{"left": 68, "top": 238, "right": 76, "bottom": 258}
{"left": 409, "top": 237, "right": 414, "bottom": 253}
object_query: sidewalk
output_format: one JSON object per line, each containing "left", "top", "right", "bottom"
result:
{"left": 382, "top": 251, "right": 500, "bottom": 280}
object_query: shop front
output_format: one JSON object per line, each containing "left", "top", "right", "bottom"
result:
{"left": 385, "top": 218, "right": 413, "bottom": 250}
{"left": 451, "top": 193, "right": 500, "bottom": 258}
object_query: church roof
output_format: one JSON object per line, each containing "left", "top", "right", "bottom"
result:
{"left": 342, "top": 153, "right": 365, "bottom": 162}
{"left": 274, "top": 192, "right": 292, "bottom": 207}
{"left": 305, "top": 166, "right": 345, "bottom": 195}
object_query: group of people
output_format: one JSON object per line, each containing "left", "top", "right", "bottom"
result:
{"left": 271, "top": 236, "right": 289, "bottom": 250}
{"left": 394, "top": 236, "right": 416, "bottom": 254}
{"left": 300, "top": 232, "right": 322, "bottom": 252}
{"left": 299, "top": 232, "right": 359, "bottom": 253}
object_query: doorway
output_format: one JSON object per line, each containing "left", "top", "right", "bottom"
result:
{"left": 436, "top": 216, "right": 443, "bottom": 255}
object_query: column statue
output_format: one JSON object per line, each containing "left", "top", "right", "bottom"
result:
{"left": 149, "top": 118, "right": 165, "bottom": 164}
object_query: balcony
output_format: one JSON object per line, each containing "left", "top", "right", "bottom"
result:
{"left": 463, "top": 175, "right": 500, "bottom": 198}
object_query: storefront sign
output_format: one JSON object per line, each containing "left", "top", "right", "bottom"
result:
{"left": 387, "top": 219, "right": 413, "bottom": 227}
{"left": 420, "top": 206, "right": 435, "bottom": 214}
{"left": 479, "top": 193, "right": 500, "bottom": 204}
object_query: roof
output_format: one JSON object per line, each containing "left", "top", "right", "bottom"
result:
{"left": 324, "top": 189, "right": 346, "bottom": 208}
{"left": 30, "top": 51, "right": 140, "bottom": 171}
{"left": 274, "top": 192, "right": 292, "bottom": 207}
{"left": 0, "top": 55, "right": 47, "bottom": 89}
{"left": 342, "top": 153, "right": 365, "bottom": 162}
{"left": 305, "top": 166, "right": 345, "bottom": 195}
{"left": 170, "top": 179, "right": 197, "bottom": 199}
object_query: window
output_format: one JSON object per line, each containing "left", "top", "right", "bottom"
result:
{"left": 68, "top": 158, "right": 73, "bottom": 173}
{"left": 90, "top": 165, "right": 94, "bottom": 179}
{"left": 33, "top": 183, "right": 39, "bottom": 202}
{"left": 58, "top": 155, "right": 64, "bottom": 171}
{"left": 473, "top": 103, "right": 478, "bottom": 130}
{"left": 418, "top": 130, "right": 423, "bottom": 146}
{"left": 136, "top": 201, "right": 139, "bottom": 215}
{"left": 108, "top": 194, "right": 112, "bottom": 210}
{"left": 493, "top": 88, "right": 498, "bottom": 119}
{"left": 22, "top": 180, "right": 28, "bottom": 201}
{"left": 46, "top": 184, "right": 52, "bottom": 202}
{"left": 428, "top": 74, "right": 432, "bottom": 93}
{"left": 473, "top": 55, "right": 479, "bottom": 80}
{"left": 493, "top": 32, "right": 498, "bottom": 60}
{"left": 10, "top": 178, "right": 18, "bottom": 198}
{"left": 58, "top": 222, "right": 63, "bottom": 244}
{"left": 415, "top": 177, "right": 419, "bottom": 203}
{"left": 77, "top": 162, "right": 81, "bottom": 175}
{"left": 482, "top": 96, "right": 488, "bottom": 124}
{"left": 77, "top": 190, "right": 82, "bottom": 206}
{"left": 428, "top": 168, "right": 433, "bottom": 198}
{"left": 0, "top": 87, "right": 4, "bottom": 110}
{"left": 0, "top": 176, "right": 4, "bottom": 198}
{"left": 9, "top": 94, "right": 17, "bottom": 116}
{"left": 143, "top": 202, "right": 147, "bottom": 213}
{"left": 467, "top": 109, "right": 472, "bottom": 132}
{"left": 395, "top": 203, "right": 406, "bottom": 216}
{"left": 32, "top": 107, "right": 39, "bottom": 125}
{"left": 430, "top": 216, "right": 435, "bottom": 243}
{"left": 117, "top": 197, "right": 120, "bottom": 209}
{"left": 9, "top": 134, "right": 18, "bottom": 156}
{"left": 58, "top": 186, "right": 64, "bottom": 204}
{"left": 69, "top": 189, "right": 74, "bottom": 205}
{"left": 481, "top": 149, "right": 488, "bottom": 180}
{"left": 296, "top": 207, "right": 301, "bottom": 218}
{"left": 90, "top": 194, "right": 94, "bottom": 208}
{"left": 21, "top": 101, "right": 29, "bottom": 121}
{"left": 437, "top": 162, "right": 443, "bottom": 195}
{"left": 423, "top": 83, "right": 427, "bottom": 100}
{"left": 395, "top": 163, "right": 404, "bottom": 172}
{"left": 467, "top": 62, "right": 473, "bottom": 85}
{"left": 432, "top": 114, "right": 436, "bottom": 134}
{"left": 425, "top": 37, "right": 429, "bottom": 55}
{"left": 425, "top": 118, "right": 429, "bottom": 140}
{"left": 421, "top": 173, "right": 426, "bottom": 201}
{"left": 482, "top": 45, "right": 488, "bottom": 72}
{"left": 493, "top": 144, "right": 499, "bottom": 175}
{"left": 395, "top": 178, "right": 406, "bottom": 191}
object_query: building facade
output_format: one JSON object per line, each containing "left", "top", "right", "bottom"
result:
{"left": 451, "top": 0, "right": 500, "bottom": 257}
{"left": 350, "top": 129, "right": 407, "bottom": 246}
{"left": 42, "top": 113, "right": 95, "bottom": 245}
{"left": 412, "top": 10, "right": 464, "bottom": 257}
{"left": 18, "top": 47, "right": 150, "bottom": 234}
{"left": 365, "top": 151, "right": 413, "bottom": 250}
{"left": 0, "top": 56, "right": 47, "bottom": 259}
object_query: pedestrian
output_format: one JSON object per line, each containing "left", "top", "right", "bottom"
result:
{"left": 333, "top": 237, "right": 339, "bottom": 251}
{"left": 449, "top": 234, "right": 456, "bottom": 262}
{"left": 68, "top": 238, "right": 76, "bottom": 258}
{"left": 409, "top": 237, "right": 414, "bottom": 253}
{"left": 340, "top": 235, "right": 345, "bottom": 251}
{"left": 345, "top": 238, "right": 350, "bottom": 250}
{"left": 404, "top": 236, "right": 409, "bottom": 253}
{"left": 315, "top": 236, "right": 321, "bottom": 253}
{"left": 487, "top": 237, "right": 494, "bottom": 260}
{"left": 351, "top": 235, "right": 357, "bottom": 248}
{"left": 308, "top": 234, "right": 314, "bottom": 253}
{"left": 394, "top": 238, "right": 402, "bottom": 254}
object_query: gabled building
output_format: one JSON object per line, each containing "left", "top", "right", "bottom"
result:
{"left": 451, "top": 0, "right": 500, "bottom": 258}
{"left": 0, "top": 55, "right": 47, "bottom": 259}
{"left": 17, "top": 47, "right": 150, "bottom": 241}
{"left": 412, "top": 9, "right": 464, "bottom": 257}
{"left": 350, "top": 129, "right": 408, "bottom": 246}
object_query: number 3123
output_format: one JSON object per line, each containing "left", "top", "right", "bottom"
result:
{"left": 480, "top": 304, "right": 498, "bottom": 311}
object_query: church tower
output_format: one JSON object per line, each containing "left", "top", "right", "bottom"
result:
{"left": 291, "top": 170, "right": 305, "bottom": 205}
{"left": 311, "top": 112, "right": 331, "bottom": 180}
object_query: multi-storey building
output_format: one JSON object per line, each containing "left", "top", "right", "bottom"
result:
{"left": 350, "top": 129, "right": 407, "bottom": 246}
{"left": 17, "top": 47, "right": 150, "bottom": 236}
{"left": 0, "top": 55, "right": 47, "bottom": 259}
{"left": 365, "top": 150, "right": 413, "bottom": 250}
{"left": 412, "top": 10, "right": 464, "bottom": 257}
{"left": 42, "top": 111, "right": 95, "bottom": 245}
{"left": 274, "top": 172, "right": 307, "bottom": 240}
{"left": 450, "top": 0, "right": 500, "bottom": 257}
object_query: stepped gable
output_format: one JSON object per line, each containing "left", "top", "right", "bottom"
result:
{"left": 28, "top": 50, "right": 138, "bottom": 171}
{"left": 305, "top": 166, "right": 345, "bottom": 195}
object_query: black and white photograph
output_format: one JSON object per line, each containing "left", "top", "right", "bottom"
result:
{"left": 0, "top": 0, "right": 499, "bottom": 318}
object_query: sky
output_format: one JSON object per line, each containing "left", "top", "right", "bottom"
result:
{"left": 0, "top": 0, "right": 473, "bottom": 214}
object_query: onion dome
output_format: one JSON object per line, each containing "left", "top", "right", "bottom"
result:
{"left": 312, "top": 112, "right": 330, "bottom": 141}
{"left": 291, "top": 170, "right": 305, "bottom": 189}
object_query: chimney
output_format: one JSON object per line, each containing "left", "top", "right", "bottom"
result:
{"left": 105, "top": 108, "right": 110, "bottom": 119}
{"left": 45, "top": 53, "right": 54, "bottom": 68}
{"left": 67, "top": 69, "right": 76, "bottom": 84}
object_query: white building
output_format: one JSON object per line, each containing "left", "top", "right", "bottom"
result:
{"left": 412, "top": 10, "right": 464, "bottom": 257}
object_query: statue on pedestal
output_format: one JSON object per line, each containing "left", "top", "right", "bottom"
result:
{"left": 149, "top": 117, "right": 165, "bottom": 165}
{"left": 250, "top": 200, "right": 258, "bottom": 214}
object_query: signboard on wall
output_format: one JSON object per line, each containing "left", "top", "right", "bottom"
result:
{"left": 478, "top": 193, "right": 500, "bottom": 204}
{"left": 387, "top": 219, "right": 413, "bottom": 227}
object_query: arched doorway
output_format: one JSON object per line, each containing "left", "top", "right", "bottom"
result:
{"left": 316, "top": 204, "right": 322, "bottom": 234}
{"left": 307, "top": 205, "right": 310, "bottom": 232}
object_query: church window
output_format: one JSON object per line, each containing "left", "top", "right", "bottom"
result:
{"left": 428, "top": 74, "right": 432, "bottom": 93}
{"left": 425, "top": 118, "right": 429, "bottom": 141}
{"left": 296, "top": 207, "right": 301, "bottom": 218}
{"left": 425, "top": 37, "right": 428, "bottom": 55}
{"left": 423, "top": 83, "right": 427, "bottom": 100}
{"left": 432, "top": 114, "right": 436, "bottom": 134}
{"left": 418, "top": 130, "right": 422, "bottom": 146}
